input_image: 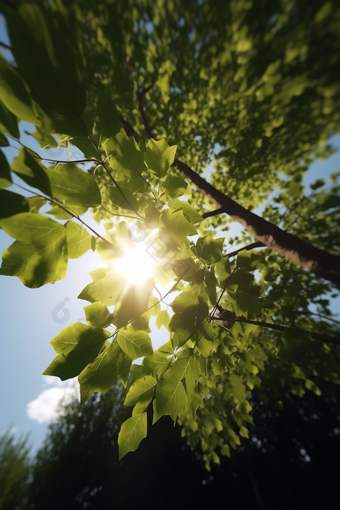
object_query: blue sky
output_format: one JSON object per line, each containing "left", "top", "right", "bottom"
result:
{"left": 0, "top": 16, "right": 340, "bottom": 455}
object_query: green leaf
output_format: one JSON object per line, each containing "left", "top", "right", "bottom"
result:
{"left": 5, "top": 3, "right": 85, "bottom": 118}
{"left": 0, "top": 53, "right": 36, "bottom": 123}
{"left": 43, "top": 323, "right": 111, "bottom": 380}
{"left": 214, "top": 257, "right": 231, "bottom": 286}
{"left": 0, "top": 238, "right": 67, "bottom": 288}
{"left": 106, "top": 185, "right": 139, "bottom": 212}
{"left": 153, "top": 377, "right": 188, "bottom": 422}
{"left": 0, "top": 99, "right": 19, "bottom": 139}
{"left": 124, "top": 375, "right": 156, "bottom": 406}
{"left": 117, "top": 349, "right": 133, "bottom": 387}
{"left": 118, "top": 413, "right": 147, "bottom": 459}
{"left": 168, "top": 199, "right": 204, "bottom": 224}
{"left": 170, "top": 286, "right": 203, "bottom": 313}
{"left": 28, "top": 197, "right": 46, "bottom": 213}
{"left": 0, "top": 213, "right": 65, "bottom": 246}
{"left": 11, "top": 148, "right": 51, "bottom": 196}
{"left": 78, "top": 271, "right": 126, "bottom": 306}
{"left": 162, "top": 174, "right": 188, "bottom": 198}
{"left": 78, "top": 341, "right": 120, "bottom": 401}
{"left": 0, "top": 132, "right": 9, "bottom": 147}
{"left": 48, "top": 164, "right": 101, "bottom": 207}
{"left": 154, "top": 310, "right": 170, "bottom": 330}
{"left": 144, "top": 139, "right": 177, "bottom": 178}
{"left": 97, "top": 87, "right": 120, "bottom": 142}
{"left": 0, "top": 190, "right": 29, "bottom": 219}
{"left": 170, "top": 257, "right": 199, "bottom": 278}
{"left": 225, "top": 270, "right": 254, "bottom": 292}
{"left": 195, "top": 336, "right": 219, "bottom": 358}
{"left": 46, "top": 204, "right": 87, "bottom": 219}
{"left": 237, "top": 251, "right": 253, "bottom": 270}
{"left": 84, "top": 302, "right": 112, "bottom": 328}
{"left": 66, "top": 222, "right": 92, "bottom": 259}
{"left": 196, "top": 236, "right": 224, "bottom": 264}
{"left": 103, "top": 130, "right": 146, "bottom": 191}
{"left": 116, "top": 282, "right": 153, "bottom": 328}
{"left": 144, "top": 351, "right": 170, "bottom": 377}
{"left": 159, "top": 209, "right": 197, "bottom": 245}
{"left": 169, "top": 309, "right": 198, "bottom": 348}
{"left": 200, "top": 322, "right": 215, "bottom": 342}
{"left": 166, "top": 349, "right": 199, "bottom": 399}
{"left": 28, "top": 127, "right": 59, "bottom": 150}
{"left": 0, "top": 150, "right": 11, "bottom": 188}
{"left": 117, "top": 329, "right": 153, "bottom": 360}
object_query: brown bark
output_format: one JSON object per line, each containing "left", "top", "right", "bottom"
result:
{"left": 175, "top": 159, "right": 340, "bottom": 287}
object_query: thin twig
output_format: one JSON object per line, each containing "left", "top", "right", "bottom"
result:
{"left": 99, "top": 159, "right": 145, "bottom": 220}
{"left": 298, "top": 310, "right": 340, "bottom": 326}
{"left": 212, "top": 313, "right": 340, "bottom": 346}
{"left": 100, "top": 204, "right": 142, "bottom": 221}
{"left": 136, "top": 90, "right": 154, "bottom": 139}
{"left": 202, "top": 207, "right": 225, "bottom": 219}
{"left": 0, "top": 41, "right": 12, "bottom": 51}
{"left": 14, "top": 184, "right": 114, "bottom": 247}
{"left": 210, "top": 289, "right": 225, "bottom": 321}
{"left": 224, "top": 241, "right": 265, "bottom": 258}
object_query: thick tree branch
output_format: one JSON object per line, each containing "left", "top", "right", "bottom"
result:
{"left": 213, "top": 308, "right": 340, "bottom": 346}
{"left": 174, "top": 158, "right": 340, "bottom": 287}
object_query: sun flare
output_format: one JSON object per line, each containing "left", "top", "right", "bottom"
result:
{"left": 114, "top": 244, "right": 156, "bottom": 285}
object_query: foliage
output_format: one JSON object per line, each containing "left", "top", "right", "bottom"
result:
{"left": 0, "top": 0, "right": 340, "bottom": 466}
{"left": 0, "top": 430, "right": 30, "bottom": 510}
{"left": 15, "top": 382, "right": 340, "bottom": 510}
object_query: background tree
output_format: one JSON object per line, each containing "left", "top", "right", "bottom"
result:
{"left": 0, "top": 0, "right": 339, "bottom": 466}
{"left": 13, "top": 382, "right": 340, "bottom": 510}
{"left": 0, "top": 430, "right": 30, "bottom": 510}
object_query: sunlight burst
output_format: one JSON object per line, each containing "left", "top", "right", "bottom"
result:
{"left": 114, "top": 244, "right": 156, "bottom": 285}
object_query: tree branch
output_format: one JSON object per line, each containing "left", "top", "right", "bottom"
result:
{"left": 224, "top": 241, "right": 265, "bottom": 258}
{"left": 99, "top": 159, "right": 145, "bottom": 220}
{"left": 174, "top": 158, "right": 340, "bottom": 287}
{"left": 0, "top": 41, "right": 11, "bottom": 51}
{"left": 213, "top": 308, "right": 340, "bottom": 346}
{"left": 136, "top": 89, "right": 154, "bottom": 139}
{"left": 202, "top": 207, "right": 225, "bottom": 219}
{"left": 14, "top": 184, "right": 114, "bottom": 248}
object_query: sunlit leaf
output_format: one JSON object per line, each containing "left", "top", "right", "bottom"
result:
{"left": 11, "top": 148, "right": 51, "bottom": 196}
{"left": 117, "top": 329, "right": 153, "bottom": 360}
{"left": 118, "top": 413, "right": 147, "bottom": 459}
{"left": 66, "top": 222, "right": 93, "bottom": 259}
{"left": 124, "top": 375, "right": 156, "bottom": 407}
{"left": 48, "top": 164, "right": 101, "bottom": 207}
{"left": 144, "top": 139, "right": 177, "bottom": 178}
{"left": 78, "top": 341, "right": 120, "bottom": 401}
{"left": 44, "top": 323, "right": 111, "bottom": 380}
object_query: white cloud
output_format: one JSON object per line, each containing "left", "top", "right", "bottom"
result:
{"left": 43, "top": 375, "right": 71, "bottom": 388}
{"left": 26, "top": 383, "right": 79, "bottom": 424}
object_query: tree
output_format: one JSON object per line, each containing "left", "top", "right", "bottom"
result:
{"left": 0, "top": 430, "right": 30, "bottom": 510}
{"left": 0, "top": 0, "right": 339, "bottom": 466}
{"left": 22, "top": 382, "right": 340, "bottom": 510}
